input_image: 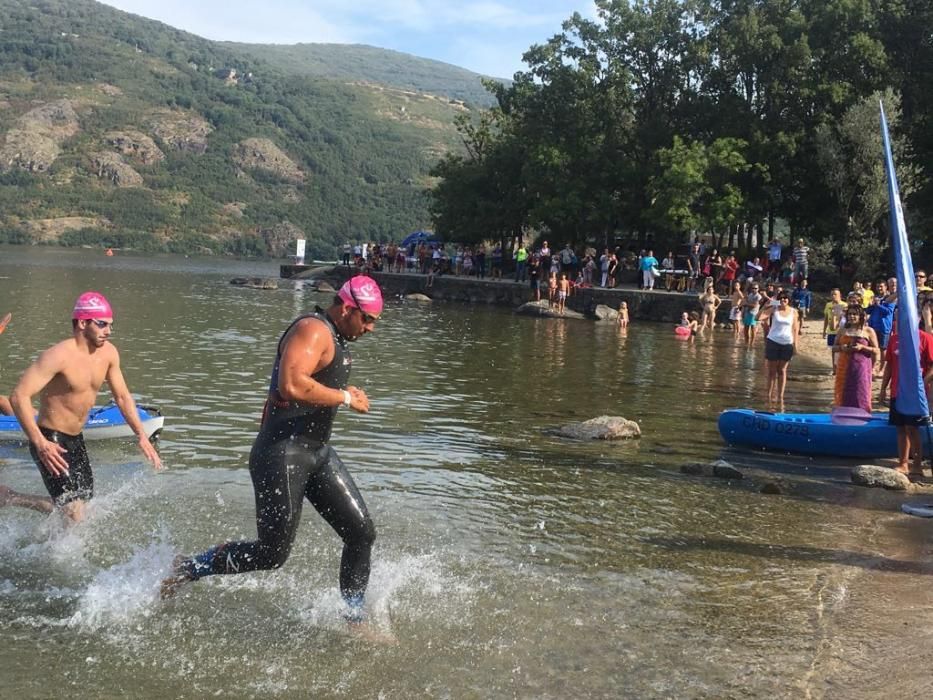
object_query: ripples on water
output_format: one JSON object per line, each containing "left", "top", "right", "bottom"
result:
{"left": 0, "top": 248, "right": 905, "bottom": 697}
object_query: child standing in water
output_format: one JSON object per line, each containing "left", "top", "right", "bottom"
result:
{"left": 557, "top": 273, "right": 570, "bottom": 314}
{"left": 548, "top": 272, "right": 558, "bottom": 308}
{"left": 729, "top": 280, "right": 744, "bottom": 336}
{"left": 618, "top": 301, "right": 629, "bottom": 330}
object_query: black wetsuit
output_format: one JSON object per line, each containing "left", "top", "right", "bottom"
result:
{"left": 180, "top": 309, "right": 375, "bottom": 614}
{"left": 29, "top": 426, "right": 92, "bottom": 505}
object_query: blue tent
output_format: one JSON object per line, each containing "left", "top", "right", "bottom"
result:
{"left": 401, "top": 230, "right": 439, "bottom": 248}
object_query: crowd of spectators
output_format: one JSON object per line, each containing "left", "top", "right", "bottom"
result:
{"left": 340, "top": 235, "right": 933, "bottom": 470}
{"left": 341, "top": 236, "right": 815, "bottom": 293}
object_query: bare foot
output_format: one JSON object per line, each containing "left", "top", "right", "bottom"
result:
{"left": 160, "top": 556, "right": 192, "bottom": 599}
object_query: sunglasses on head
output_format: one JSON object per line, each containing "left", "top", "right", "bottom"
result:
{"left": 347, "top": 283, "right": 379, "bottom": 324}
{"left": 90, "top": 319, "right": 113, "bottom": 329}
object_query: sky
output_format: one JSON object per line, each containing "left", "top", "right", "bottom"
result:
{"left": 97, "top": 0, "right": 598, "bottom": 79}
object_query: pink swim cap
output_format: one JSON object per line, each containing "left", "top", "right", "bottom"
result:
{"left": 72, "top": 291, "right": 113, "bottom": 320}
{"left": 337, "top": 276, "right": 383, "bottom": 318}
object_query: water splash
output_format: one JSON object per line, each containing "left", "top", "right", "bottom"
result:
{"left": 68, "top": 532, "right": 176, "bottom": 631}
{"left": 284, "top": 549, "right": 476, "bottom": 636}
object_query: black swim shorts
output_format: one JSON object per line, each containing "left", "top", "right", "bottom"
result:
{"left": 29, "top": 426, "right": 93, "bottom": 506}
{"left": 888, "top": 398, "right": 932, "bottom": 427}
{"left": 764, "top": 338, "right": 795, "bottom": 362}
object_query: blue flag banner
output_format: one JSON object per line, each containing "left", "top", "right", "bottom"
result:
{"left": 880, "top": 103, "right": 928, "bottom": 417}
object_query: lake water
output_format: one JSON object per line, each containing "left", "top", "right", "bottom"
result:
{"left": 0, "top": 247, "right": 928, "bottom": 698}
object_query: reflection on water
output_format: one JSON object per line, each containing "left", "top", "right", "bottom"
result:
{"left": 0, "top": 247, "right": 917, "bottom": 697}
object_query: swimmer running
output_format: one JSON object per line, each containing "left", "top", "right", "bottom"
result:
{"left": 0, "top": 292, "right": 163, "bottom": 523}
{"left": 162, "top": 276, "right": 384, "bottom": 632}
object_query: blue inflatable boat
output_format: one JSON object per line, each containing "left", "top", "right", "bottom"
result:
{"left": 716, "top": 408, "right": 919, "bottom": 459}
{"left": 0, "top": 404, "right": 164, "bottom": 442}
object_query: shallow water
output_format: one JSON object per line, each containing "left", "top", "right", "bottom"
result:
{"left": 0, "top": 247, "right": 925, "bottom": 698}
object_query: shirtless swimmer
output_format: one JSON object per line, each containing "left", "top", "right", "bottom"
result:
{"left": 0, "top": 292, "right": 162, "bottom": 522}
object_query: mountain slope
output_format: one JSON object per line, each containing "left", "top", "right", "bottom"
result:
{"left": 0, "top": 0, "right": 485, "bottom": 257}
{"left": 222, "top": 42, "right": 503, "bottom": 108}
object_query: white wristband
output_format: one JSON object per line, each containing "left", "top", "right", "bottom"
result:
{"left": 342, "top": 390, "right": 352, "bottom": 408}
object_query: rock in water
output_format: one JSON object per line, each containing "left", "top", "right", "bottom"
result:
{"left": 679, "top": 460, "right": 743, "bottom": 479}
{"left": 593, "top": 304, "right": 620, "bottom": 322}
{"left": 850, "top": 464, "right": 910, "bottom": 491}
{"left": 230, "top": 277, "right": 277, "bottom": 290}
{"left": 316, "top": 281, "right": 336, "bottom": 293}
{"left": 711, "top": 459, "right": 743, "bottom": 480}
{"left": 515, "top": 301, "right": 585, "bottom": 319}
{"left": 680, "top": 462, "right": 706, "bottom": 476}
{"left": 405, "top": 293, "right": 433, "bottom": 302}
{"left": 554, "top": 416, "right": 640, "bottom": 440}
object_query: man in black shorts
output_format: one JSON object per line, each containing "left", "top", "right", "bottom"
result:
{"left": 162, "top": 276, "right": 384, "bottom": 631}
{"left": 0, "top": 292, "right": 162, "bottom": 522}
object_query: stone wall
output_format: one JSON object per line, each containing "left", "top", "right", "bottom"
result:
{"left": 309, "top": 268, "right": 731, "bottom": 323}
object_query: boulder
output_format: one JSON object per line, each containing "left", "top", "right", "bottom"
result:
{"left": 232, "top": 137, "right": 305, "bottom": 183}
{"left": 0, "top": 129, "right": 60, "bottom": 173}
{"left": 148, "top": 109, "right": 213, "bottom": 154}
{"left": 89, "top": 152, "right": 144, "bottom": 187}
{"left": 679, "top": 459, "right": 743, "bottom": 480}
{"left": 680, "top": 462, "right": 706, "bottom": 476}
{"left": 851, "top": 464, "right": 911, "bottom": 491}
{"left": 553, "top": 416, "right": 641, "bottom": 441}
{"left": 760, "top": 481, "right": 784, "bottom": 495}
{"left": 316, "top": 281, "right": 336, "bottom": 293}
{"left": 593, "top": 304, "right": 620, "bottom": 322}
{"left": 105, "top": 130, "right": 165, "bottom": 165}
{"left": 0, "top": 100, "right": 81, "bottom": 173}
{"left": 406, "top": 293, "right": 432, "bottom": 302}
{"left": 230, "top": 277, "right": 278, "bottom": 290}
{"left": 515, "top": 300, "right": 585, "bottom": 319}
{"left": 711, "top": 459, "right": 744, "bottom": 480}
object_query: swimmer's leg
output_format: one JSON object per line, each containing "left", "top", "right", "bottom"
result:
{"left": 162, "top": 440, "right": 311, "bottom": 597}
{"left": 304, "top": 447, "right": 376, "bottom": 620}
{"left": 0, "top": 396, "right": 12, "bottom": 415}
{"left": 0, "top": 484, "right": 54, "bottom": 514}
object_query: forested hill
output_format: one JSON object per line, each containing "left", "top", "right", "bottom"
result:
{"left": 0, "top": 0, "right": 490, "bottom": 258}
{"left": 222, "top": 43, "right": 503, "bottom": 108}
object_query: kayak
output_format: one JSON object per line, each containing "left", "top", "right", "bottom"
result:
{"left": 0, "top": 404, "right": 164, "bottom": 442}
{"left": 716, "top": 408, "right": 927, "bottom": 459}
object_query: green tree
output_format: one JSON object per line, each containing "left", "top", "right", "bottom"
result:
{"left": 814, "top": 89, "right": 919, "bottom": 278}
{"left": 649, "top": 136, "right": 751, "bottom": 244}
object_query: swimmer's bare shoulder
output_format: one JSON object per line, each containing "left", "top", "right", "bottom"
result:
{"left": 18, "top": 340, "right": 77, "bottom": 392}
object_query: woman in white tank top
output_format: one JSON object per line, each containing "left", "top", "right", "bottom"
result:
{"left": 759, "top": 292, "right": 800, "bottom": 411}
